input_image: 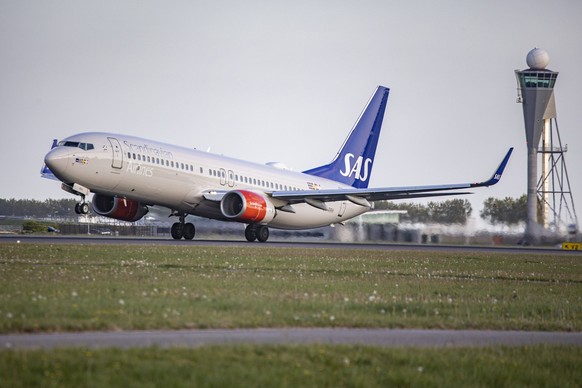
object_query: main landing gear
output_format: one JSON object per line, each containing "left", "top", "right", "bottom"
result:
{"left": 245, "top": 224, "right": 269, "bottom": 242}
{"left": 171, "top": 214, "right": 196, "bottom": 240}
{"left": 168, "top": 214, "right": 267, "bottom": 243}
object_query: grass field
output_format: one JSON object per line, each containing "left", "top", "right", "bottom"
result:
{"left": 1, "top": 242, "right": 581, "bottom": 386}
{"left": 1, "top": 345, "right": 582, "bottom": 387}
{"left": 0, "top": 243, "right": 581, "bottom": 332}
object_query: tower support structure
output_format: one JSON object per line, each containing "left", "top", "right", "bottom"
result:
{"left": 537, "top": 117, "right": 578, "bottom": 232}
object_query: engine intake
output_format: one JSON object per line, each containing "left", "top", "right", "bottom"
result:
{"left": 91, "top": 194, "right": 148, "bottom": 222}
{"left": 220, "top": 190, "right": 275, "bottom": 223}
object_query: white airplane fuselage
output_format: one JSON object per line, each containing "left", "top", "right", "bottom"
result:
{"left": 46, "top": 132, "right": 369, "bottom": 230}
{"left": 43, "top": 86, "right": 511, "bottom": 242}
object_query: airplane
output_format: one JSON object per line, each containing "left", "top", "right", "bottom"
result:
{"left": 42, "top": 85, "right": 513, "bottom": 242}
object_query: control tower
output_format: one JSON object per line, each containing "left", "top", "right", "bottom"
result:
{"left": 515, "top": 48, "right": 578, "bottom": 243}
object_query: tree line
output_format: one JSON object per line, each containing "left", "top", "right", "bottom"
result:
{"left": 375, "top": 195, "right": 528, "bottom": 226}
{"left": 0, "top": 198, "right": 77, "bottom": 218}
{"left": 1, "top": 196, "right": 529, "bottom": 226}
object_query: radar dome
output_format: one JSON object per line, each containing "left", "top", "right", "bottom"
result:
{"left": 526, "top": 48, "right": 550, "bottom": 70}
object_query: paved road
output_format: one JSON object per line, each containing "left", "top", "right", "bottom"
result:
{"left": 2, "top": 328, "right": 582, "bottom": 349}
{"left": 1, "top": 235, "right": 579, "bottom": 255}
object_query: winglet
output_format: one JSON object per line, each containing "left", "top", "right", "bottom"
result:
{"left": 471, "top": 147, "right": 513, "bottom": 188}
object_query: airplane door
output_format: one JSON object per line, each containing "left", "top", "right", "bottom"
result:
{"left": 338, "top": 202, "right": 347, "bottom": 217}
{"left": 107, "top": 137, "right": 123, "bottom": 169}
{"left": 228, "top": 170, "right": 235, "bottom": 187}
{"left": 220, "top": 168, "right": 227, "bottom": 186}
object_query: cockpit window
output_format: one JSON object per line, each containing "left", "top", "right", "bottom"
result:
{"left": 58, "top": 141, "right": 94, "bottom": 150}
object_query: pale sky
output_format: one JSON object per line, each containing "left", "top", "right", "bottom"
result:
{"left": 1, "top": 0, "right": 581, "bottom": 226}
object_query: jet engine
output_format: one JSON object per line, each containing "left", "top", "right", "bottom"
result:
{"left": 220, "top": 190, "right": 276, "bottom": 223}
{"left": 91, "top": 194, "right": 149, "bottom": 222}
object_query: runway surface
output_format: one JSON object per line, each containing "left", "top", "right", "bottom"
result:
{"left": 1, "top": 234, "right": 579, "bottom": 255}
{"left": 3, "top": 328, "right": 582, "bottom": 349}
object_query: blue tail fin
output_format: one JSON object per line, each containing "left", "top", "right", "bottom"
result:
{"left": 303, "top": 86, "right": 389, "bottom": 188}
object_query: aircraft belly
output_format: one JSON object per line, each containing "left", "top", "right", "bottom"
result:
{"left": 269, "top": 201, "right": 368, "bottom": 230}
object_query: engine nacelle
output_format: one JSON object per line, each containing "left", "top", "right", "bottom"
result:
{"left": 91, "top": 194, "right": 148, "bottom": 222}
{"left": 220, "top": 190, "right": 276, "bottom": 224}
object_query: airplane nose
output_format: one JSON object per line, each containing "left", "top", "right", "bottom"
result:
{"left": 44, "top": 147, "right": 71, "bottom": 178}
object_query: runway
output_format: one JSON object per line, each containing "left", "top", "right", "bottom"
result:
{"left": 3, "top": 328, "right": 582, "bottom": 349}
{"left": 1, "top": 234, "right": 579, "bottom": 255}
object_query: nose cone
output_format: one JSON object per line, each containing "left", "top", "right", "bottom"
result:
{"left": 44, "top": 147, "right": 71, "bottom": 180}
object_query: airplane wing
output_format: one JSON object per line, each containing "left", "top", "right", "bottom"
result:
{"left": 271, "top": 147, "right": 514, "bottom": 206}
{"left": 202, "top": 148, "right": 513, "bottom": 208}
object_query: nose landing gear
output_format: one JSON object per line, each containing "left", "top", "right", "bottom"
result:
{"left": 74, "top": 195, "right": 89, "bottom": 215}
{"left": 74, "top": 202, "right": 89, "bottom": 215}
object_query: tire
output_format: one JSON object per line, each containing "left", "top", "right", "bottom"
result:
{"left": 80, "top": 203, "right": 90, "bottom": 215}
{"left": 183, "top": 223, "right": 196, "bottom": 240}
{"left": 256, "top": 226, "right": 269, "bottom": 242}
{"left": 171, "top": 222, "right": 184, "bottom": 240}
{"left": 245, "top": 225, "right": 257, "bottom": 242}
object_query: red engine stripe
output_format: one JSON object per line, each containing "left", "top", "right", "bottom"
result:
{"left": 111, "top": 198, "right": 138, "bottom": 221}
{"left": 241, "top": 191, "right": 267, "bottom": 222}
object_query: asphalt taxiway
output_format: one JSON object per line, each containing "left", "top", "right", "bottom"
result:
{"left": 3, "top": 328, "right": 582, "bottom": 349}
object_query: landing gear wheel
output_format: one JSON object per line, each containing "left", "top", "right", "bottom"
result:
{"left": 75, "top": 202, "right": 89, "bottom": 215}
{"left": 256, "top": 226, "right": 269, "bottom": 242}
{"left": 245, "top": 225, "right": 257, "bottom": 242}
{"left": 183, "top": 222, "right": 196, "bottom": 240}
{"left": 171, "top": 222, "right": 184, "bottom": 240}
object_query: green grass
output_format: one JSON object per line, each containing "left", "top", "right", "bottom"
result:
{"left": 0, "top": 243, "right": 581, "bottom": 332}
{"left": 1, "top": 345, "right": 581, "bottom": 387}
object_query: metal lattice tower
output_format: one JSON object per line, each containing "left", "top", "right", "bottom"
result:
{"left": 537, "top": 117, "right": 578, "bottom": 232}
